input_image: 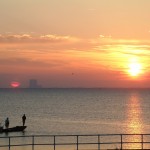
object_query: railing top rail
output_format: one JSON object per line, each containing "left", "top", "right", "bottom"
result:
{"left": 0, "top": 133, "right": 150, "bottom": 139}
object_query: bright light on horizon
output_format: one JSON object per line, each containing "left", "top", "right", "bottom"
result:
{"left": 10, "top": 81, "right": 20, "bottom": 88}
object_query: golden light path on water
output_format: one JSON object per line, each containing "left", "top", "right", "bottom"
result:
{"left": 125, "top": 92, "right": 144, "bottom": 149}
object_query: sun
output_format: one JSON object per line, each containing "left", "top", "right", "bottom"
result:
{"left": 128, "top": 62, "right": 142, "bottom": 77}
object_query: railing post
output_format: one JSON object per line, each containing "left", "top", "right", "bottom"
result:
{"left": 8, "top": 137, "right": 10, "bottom": 150}
{"left": 141, "top": 134, "right": 143, "bottom": 149}
{"left": 98, "top": 135, "right": 100, "bottom": 150}
{"left": 77, "top": 135, "right": 79, "bottom": 150}
{"left": 32, "top": 135, "right": 34, "bottom": 150}
{"left": 120, "top": 134, "right": 123, "bottom": 150}
{"left": 54, "top": 136, "right": 55, "bottom": 150}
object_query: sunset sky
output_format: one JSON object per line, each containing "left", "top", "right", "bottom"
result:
{"left": 1, "top": 0, "right": 150, "bottom": 88}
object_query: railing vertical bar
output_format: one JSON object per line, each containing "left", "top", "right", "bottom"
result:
{"left": 54, "top": 136, "right": 55, "bottom": 150}
{"left": 141, "top": 134, "right": 144, "bottom": 149}
{"left": 98, "top": 135, "right": 100, "bottom": 150}
{"left": 8, "top": 137, "right": 10, "bottom": 150}
{"left": 77, "top": 135, "right": 79, "bottom": 150}
{"left": 120, "top": 134, "right": 123, "bottom": 150}
{"left": 32, "top": 135, "right": 34, "bottom": 150}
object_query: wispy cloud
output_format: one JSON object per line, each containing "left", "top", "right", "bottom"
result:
{"left": 0, "top": 34, "right": 78, "bottom": 44}
{"left": 1, "top": 33, "right": 150, "bottom": 52}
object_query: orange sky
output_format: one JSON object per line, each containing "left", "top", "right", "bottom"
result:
{"left": 0, "top": 0, "right": 150, "bottom": 88}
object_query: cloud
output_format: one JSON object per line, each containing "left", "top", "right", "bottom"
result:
{"left": 0, "top": 56, "right": 68, "bottom": 69}
{"left": 92, "top": 36, "right": 150, "bottom": 54}
{"left": 1, "top": 33, "right": 150, "bottom": 62}
{"left": 0, "top": 34, "right": 77, "bottom": 44}
{"left": 39, "top": 35, "right": 71, "bottom": 43}
{"left": 0, "top": 57, "right": 45, "bottom": 67}
{"left": 0, "top": 34, "right": 97, "bottom": 55}
{"left": 0, "top": 34, "right": 32, "bottom": 43}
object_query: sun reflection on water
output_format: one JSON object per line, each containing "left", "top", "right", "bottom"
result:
{"left": 127, "top": 93, "right": 142, "bottom": 134}
{"left": 125, "top": 92, "right": 143, "bottom": 149}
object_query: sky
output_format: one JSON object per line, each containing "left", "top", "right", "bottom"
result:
{"left": 1, "top": 0, "right": 150, "bottom": 88}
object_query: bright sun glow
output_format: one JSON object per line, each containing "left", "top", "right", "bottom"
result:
{"left": 128, "top": 62, "right": 142, "bottom": 77}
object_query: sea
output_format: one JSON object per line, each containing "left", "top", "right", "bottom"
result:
{"left": 0, "top": 88, "right": 150, "bottom": 149}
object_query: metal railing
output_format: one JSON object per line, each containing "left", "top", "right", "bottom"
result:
{"left": 0, "top": 134, "right": 150, "bottom": 150}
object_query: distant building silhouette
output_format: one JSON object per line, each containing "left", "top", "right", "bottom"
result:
{"left": 29, "top": 79, "right": 42, "bottom": 88}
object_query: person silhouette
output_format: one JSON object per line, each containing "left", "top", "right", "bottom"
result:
{"left": 0, "top": 122, "right": 3, "bottom": 131}
{"left": 22, "top": 114, "right": 26, "bottom": 126}
{"left": 5, "top": 118, "right": 9, "bottom": 129}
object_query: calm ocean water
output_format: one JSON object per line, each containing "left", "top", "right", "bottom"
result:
{"left": 0, "top": 88, "right": 150, "bottom": 149}
{"left": 0, "top": 88, "right": 150, "bottom": 136}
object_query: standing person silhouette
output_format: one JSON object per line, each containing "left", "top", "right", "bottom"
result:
{"left": 5, "top": 118, "right": 9, "bottom": 129}
{"left": 22, "top": 114, "right": 26, "bottom": 126}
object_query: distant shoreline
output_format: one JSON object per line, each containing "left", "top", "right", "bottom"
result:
{"left": 0, "top": 87, "right": 150, "bottom": 89}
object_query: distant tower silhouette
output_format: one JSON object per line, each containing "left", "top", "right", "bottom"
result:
{"left": 29, "top": 79, "right": 41, "bottom": 88}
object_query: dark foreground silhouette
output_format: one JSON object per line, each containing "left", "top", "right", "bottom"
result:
{"left": 0, "top": 126, "right": 27, "bottom": 133}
